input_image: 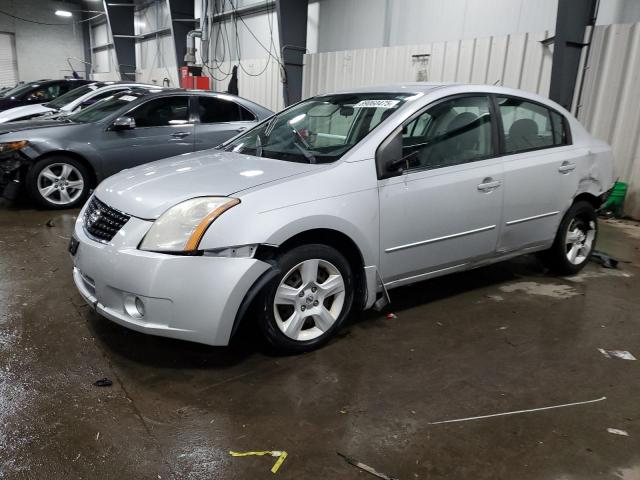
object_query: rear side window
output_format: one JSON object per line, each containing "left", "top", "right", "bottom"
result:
{"left": 198, "top": 96, "right": 255, "bottom": 123}
{"left": 130, "top": 96, "right": 190, "bottom": 127}
{"left": 497, "top": 97, "right": 560, "bottom": 153}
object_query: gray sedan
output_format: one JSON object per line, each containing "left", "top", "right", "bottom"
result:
{"left": 0, "top": 88, "right": 273, "bottom": 208}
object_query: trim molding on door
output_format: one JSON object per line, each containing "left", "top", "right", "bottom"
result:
{"left": 385, "top": 225, "right": 496, "bottom": 253}
{"left": 505, "top": 211, "right": 559, "bottom": 226}
{"left": 384, "top": 262, "right": 468, "bottom": 288}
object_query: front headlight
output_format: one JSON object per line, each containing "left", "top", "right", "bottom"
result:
{"left": 0, "top": 140, "right": 28, "bottom": 154}
{"left": 139, "top": 197, "right": 240, "bottom": 253}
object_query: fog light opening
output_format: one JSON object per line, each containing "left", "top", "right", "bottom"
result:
{"left": 124, "top": 295, "right": 145, "bottom": 319}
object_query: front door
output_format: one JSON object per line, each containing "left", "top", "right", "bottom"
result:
{"left": 378, "top": 94, "right": 504, "bottom": 286}
{"left": 97, "top": 95, "right": 195, "bottom": 177}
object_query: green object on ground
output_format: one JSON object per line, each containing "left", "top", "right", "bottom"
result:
{"left": 602, "top": 181, "right": 627, "bottom": 215}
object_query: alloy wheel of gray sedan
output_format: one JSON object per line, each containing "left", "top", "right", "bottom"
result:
{"left": 37, "top": 163, "right": 85, "bottom": 206}
{"left": 273, "top": 258, "right": 346, "bottom": 341}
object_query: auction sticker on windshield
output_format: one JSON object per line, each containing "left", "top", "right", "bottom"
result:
{"left": 352, "top": 100, "right": 400, "bottom": 108}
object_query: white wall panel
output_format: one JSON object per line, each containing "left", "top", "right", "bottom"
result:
{"left": 209, "top": 58, "right": 284, "bottom": 112}
{"left": 302, "top": 31, "right": 554, "bottom": 98}
{"left": 0, "top": 33, "right": 18, "bottom": 88}
{"left": 577, "top": 23, "right": 640, "bottom": 218}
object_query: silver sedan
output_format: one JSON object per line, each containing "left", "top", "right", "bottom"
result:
{"left": 70, "top": 83, "right": 614, "bottom": 353}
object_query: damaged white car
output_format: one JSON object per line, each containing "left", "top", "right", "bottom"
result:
{"left": 70, "top": 83, "right": 614, "bottom": 353}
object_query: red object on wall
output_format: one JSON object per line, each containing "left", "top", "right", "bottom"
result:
{"left": 179, "top": 67, "right": 210, "bottom": 90}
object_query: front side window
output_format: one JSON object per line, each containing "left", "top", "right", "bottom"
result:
{"left": 198, "top": 96, "right": 254, "bottom": 123}
{"left": 399, "top": 95, "right": 494, "bottom": 170}
{"left": 30, "top": 84, "right": 63, "bottom": 102}
{"left": 497, "top": 97, "right": 555, "bottom": 153}
{"left": 129, "top": 96, "right": 190, "bottom": 127}
{"left": 223, "top": 93, "right": 411, "bottom": 163}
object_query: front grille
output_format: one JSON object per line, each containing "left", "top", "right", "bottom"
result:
{"left": 83, "top": 196, "right": 130, "bottom": 242}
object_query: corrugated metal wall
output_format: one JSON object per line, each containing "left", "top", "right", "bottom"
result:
{"left": 576, "top": 23, "right": 640, "bottom": 218}
{"left": 302, "top": 30, "right": 554, "bottom": 97}
{"left": 209, "top": 58, "right": 284, "bottom": 112}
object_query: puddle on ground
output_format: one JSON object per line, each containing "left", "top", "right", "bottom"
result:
{"left": 565, "top": 268, "right": 632, "bottom": 283}
{"left": 499, "top": 281, "right": 580, "bottom": 299}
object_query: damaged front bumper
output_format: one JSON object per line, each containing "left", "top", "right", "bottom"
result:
{"left": 0, "top": 153, "right": 27, "bottom": 199}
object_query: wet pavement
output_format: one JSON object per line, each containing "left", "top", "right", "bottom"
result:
{"left": 2, "top": 202, "right": 640, "bottom": 480}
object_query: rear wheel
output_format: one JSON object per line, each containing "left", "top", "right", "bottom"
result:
{"left": 541, "top": 200, "right": 597, "bottom": 275}
{"left": 257, "top": 244, "right": 354, "bottom": 353}
{"left": 26, "top": 156, "right": 90, "bottom": 209}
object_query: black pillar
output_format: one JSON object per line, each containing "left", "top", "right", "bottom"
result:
{"left": 169, "top": 0, "right": 196, "bottom": 69}
{"left": 549, "top": 0, "right": 598, "bottom": 110}
{"left": 104, "top": 0, "right": 136, "bottom": 81}
{"left": 276, "top": 0, "right": 308, "bottom": 106}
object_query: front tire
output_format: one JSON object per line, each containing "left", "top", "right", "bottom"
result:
{"left": 541, "top": 200, "right": 598, "bottom": 275}
{"left": 26, "top": 156, "right": 90, "bottom": 209}
{"left": 257, "top": 244, "right": 354, "bottom": 354}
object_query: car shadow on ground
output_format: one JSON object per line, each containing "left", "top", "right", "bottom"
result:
{"left": 81, "top": 254, "right": 548, "bottom": 368}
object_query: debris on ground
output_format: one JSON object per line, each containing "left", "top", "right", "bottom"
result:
{"left": 337, "top": 452, "right": 398, "bottom": 480}
{"left": 94, "top": 377, "right": 113, "bottom": 387}
{"left": 386, "top": 313, "right": 398, "bottom": 320}
{"left": 607, "top": 428, "right": 629, "bottom": 436}
{"left": 229, "top": 450, "right": 288, "bottom": 474}
{"left": 598, "top": 349, "right": 636, "bottom": 360}
{"left": 45, "top": 219, "right": 55, "bottom": 228}
{"left": 591, "top": 250, "right": 621, "bottom": 269}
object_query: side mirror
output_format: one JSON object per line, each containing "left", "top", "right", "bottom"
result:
{"left": 111, "top": 116, "right": 136, "bottom": 131}
{"left": 376, "top": 127, "right": 404, "bottom": 180}
{"left": 26, "top": 94, "right": 41, "bottom": 103}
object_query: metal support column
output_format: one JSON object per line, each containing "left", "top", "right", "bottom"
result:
{"left": 103, "top": 0, "right": 136, "bottom": 81}
{"left": 276, "top": 0, "right": 308, "bottom": 106}
{"left": 168, "top": 0, "right": 197, "bottom": 69}
{"left": 548, "top": 0, "right": 598, "bottom": 110}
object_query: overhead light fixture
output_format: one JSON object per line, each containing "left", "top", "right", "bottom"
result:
{"left": 55, "top": 9, "right": 73, "bottom": 17}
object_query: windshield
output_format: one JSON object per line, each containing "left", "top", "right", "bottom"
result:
{"left": 2, "top": 82, "right": 38, "bottom": 99}
{"left": 222, "top": 93, "right": 411, "bottom": 163}
{"left": 46, "top": 84, "right": 98, "bottom": 109}
{"left": 67, "top": 91, "right": 144, "bottom": 123}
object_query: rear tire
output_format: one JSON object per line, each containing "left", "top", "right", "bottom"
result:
{"left": 26, "top": 156, "right": 91, "bottom": 209}
{"left": 540, "top": 200, "right": 597, "bottom": 275}
{"left": 257, "top": 244, "right": 354, "bottom": 354}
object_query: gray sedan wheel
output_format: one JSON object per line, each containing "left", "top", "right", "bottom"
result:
{"left": 27, "top": 156, "right": 91, "bottom": 209}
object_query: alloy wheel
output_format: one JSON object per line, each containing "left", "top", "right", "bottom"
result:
{"left": 273, "top": 258, "right": 346, "bottom": 341}
{"left": 37, "top": 163, "right": 85, "bottom": 206}
{"left": 565, "top": 218, "right": 596, "bottom": 265}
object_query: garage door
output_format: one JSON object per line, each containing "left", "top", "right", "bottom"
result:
{"left": 0, "top": 33, "right": 18, "bottom": 88}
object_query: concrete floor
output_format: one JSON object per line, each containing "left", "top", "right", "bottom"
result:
{"left": 2, "top": 203, "right": 640, "bottom": 480}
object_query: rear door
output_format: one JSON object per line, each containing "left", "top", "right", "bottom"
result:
{"left": 194, "top": 95, "right": 257, "bottom": 150}
{"left": 495, "top": 96, "right": 576, "bottom": 253}
{"left": 97, "top": 95, "right": 195, "bottom": 176}
{"left": 378, "top": 94, "right": 504, "bottom": 286}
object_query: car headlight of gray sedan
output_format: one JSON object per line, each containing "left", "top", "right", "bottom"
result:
{"left": 139, "top": 196, "right": 240, "bottom": 253}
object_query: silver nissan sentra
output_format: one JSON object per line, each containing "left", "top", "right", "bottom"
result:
{"left": 70, "top": 83, "right": 614, "bottom": 353}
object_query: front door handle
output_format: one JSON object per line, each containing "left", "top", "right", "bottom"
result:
{"left": 236, "top": 126, "right": 247, "bottom": 132}
{"left": 171, "top": 131, "right": 191, "bottom": 139}
{"left": 558, "top": 161, "right": 576, "bottom": 173}
{"left": 477, "top": 178, "right": 502, "bottom": 192}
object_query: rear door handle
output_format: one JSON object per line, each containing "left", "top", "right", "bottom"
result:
{"left": 477, "top": 178, "right": 502, "bottom": 192}
{"left": 236, "top": 126, "right": 247, "bottom": 132}
{"left": 558, "top": 161, "right": 576, "bottom": 173}
{"left": 171, "top": 131, "right": 191, "bottom": 139}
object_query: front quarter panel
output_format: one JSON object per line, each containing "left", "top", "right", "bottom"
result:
{"left": 197, "top": 159, "right": 380, "bottom": 267}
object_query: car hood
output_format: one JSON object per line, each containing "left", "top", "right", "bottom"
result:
{"left": 0, "top": 98, "right": 20, "bottom": 111}
{"left": 0, "top": 104, "right": 52, "bottom": 123}
{"left": 0, "top": 118, "right": 78, "bottom": 135}
{"left": 95, "top": 150, "right": 320, "bottom": 219}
